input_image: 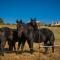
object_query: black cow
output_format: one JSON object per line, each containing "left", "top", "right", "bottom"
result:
{"left": 0, "top": 29, "right": 6, "bottom": 56}
{"left": 28, "top": 20, "right": 55, "bottom": 53}
{"left": 16, "top": 20, "right": 55, "bottom": 54}
{"left": 0, "top": 27, "right": 18, "bottom": 51}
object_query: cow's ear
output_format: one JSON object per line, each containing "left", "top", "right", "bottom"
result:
{"left": 16, "top": 20, "right": 19, "bottom": 23}
{"left": 31, "top": 18, "right": 33, "bottom": 22}
{"left": 20, "top": 19, "right": 22, "bottom": 24}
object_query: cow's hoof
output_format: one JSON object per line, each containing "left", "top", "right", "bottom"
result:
{"left": 2, "top": 53, "right": 4, "bottom": 56}
{"left": 43, "top": 51, "right": 48, "bottom": 55}
{"left": 52, "top": 50, "right": 54, "bottom": 53}
{"left": 16, "top": 52, "right": 18, "bottom": 55}
{"left": 30, "top": 50, "right": 33, "bottom": 54}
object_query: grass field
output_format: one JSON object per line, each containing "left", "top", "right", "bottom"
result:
{"left": 0, "top": 25, "right": 60, "bottom": 60}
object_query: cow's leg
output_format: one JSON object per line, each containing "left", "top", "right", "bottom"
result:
{"left": 0, "top": 43, "right": 4, "bottom": 56}
{"left": 8, "top": 40, "right": 11, "bottom": 51}
{"left": 1, "top": 48, "right": 4, "bottom": 56}
{"left": 52, "top": 45, "right": 54, "bottom": 53}
{"left": 21, "top": 39, "right": 26, "bottom": 53}
{"left": 9, "top": 41, "right": 12, "bottom": 51}
{"left": 18, "top": 40, "right": 21, "bottom": 50}
{"left": 50, "top": 42, "right": 54, "bottom": 53}
{"left": 8, "top": 40, "right": 10, "bottom": 49}
{"left": 16, "top": 38, "right": 21, "bottom": 54}
{"left": 44, "top": 41, "right": 48, "bottom": 54}
{"left": 0, "top": 43, "right": 1, "bottom": 50}
{"left": 1, "top": 40, "right": 7, "bottom": 56}
{"left": 13, "top": 42, "right": 16, "bottom": 51}
{"left": 27, "top": 39, "right": 33, "bottom": 54}
{"left": 50, "top": 35, "right": 55, "bottom": 53}
{"left": 30, "top": 41, "right": 33, "bottom": 54}
{"left": 1, "top": 42, "right": 4, "bottom": 56}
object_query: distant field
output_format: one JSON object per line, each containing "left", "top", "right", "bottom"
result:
{"left": 0, "top": 25, "right": 60, "bottom": 60}
{"left": 0, "top": 24, "right": 16, "bottom": 29}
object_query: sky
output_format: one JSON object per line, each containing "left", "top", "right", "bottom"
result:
{"left": 0, "top": 0, "right": 60, "bottom": 24}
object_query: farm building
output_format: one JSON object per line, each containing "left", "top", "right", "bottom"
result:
{"left": 51, "top": 21, "right": 60, "bottom": 27}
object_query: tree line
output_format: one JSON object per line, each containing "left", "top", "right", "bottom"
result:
{"left": 0, "top": 18, "right": 15, "bottom": 25}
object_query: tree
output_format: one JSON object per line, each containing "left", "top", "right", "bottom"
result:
{"left": 0, "top": 18, "right": 4, "bottom": 24}
{"left": 48, "top": 24, "right": 51, "bottom": 27}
